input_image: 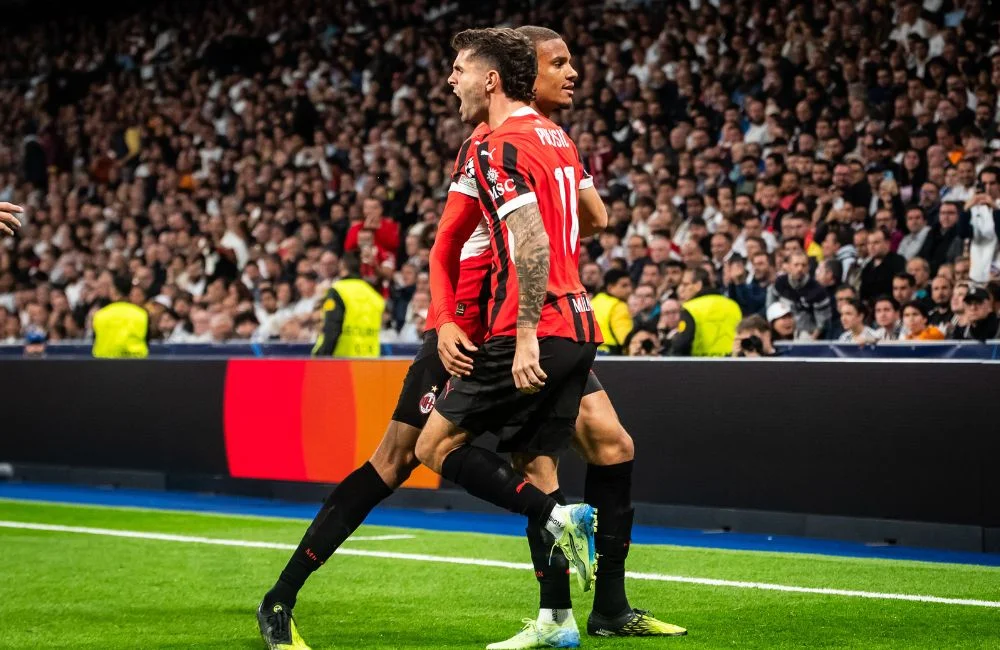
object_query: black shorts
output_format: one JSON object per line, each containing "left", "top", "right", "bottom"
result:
{"left": 583, "top": 369, "right": 603, "bottom": 396}
{"left": 435, "top": 336, "right": 598, "bottom": 454}
{"left": 391, "top": 331, "right": 451, "bottom": 428}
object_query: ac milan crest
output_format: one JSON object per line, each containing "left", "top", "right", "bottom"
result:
{"left": 419, "top": 390, "right": 437, "bottom": 414}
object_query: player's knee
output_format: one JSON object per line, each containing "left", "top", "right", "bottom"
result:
{"left": 413, "top": 434, "right": 435, "bottom": 468}
{"left": 587, "top": 427, "right": 635, "bottom": 465}
{"left": 370, "top": 448, "right": 419, "bottom": 489}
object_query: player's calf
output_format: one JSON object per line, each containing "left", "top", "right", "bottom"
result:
{"left": 369, "top": 420, "right": 423, "bottom": 488}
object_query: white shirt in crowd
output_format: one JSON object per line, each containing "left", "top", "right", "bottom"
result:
{"left": 897, "top": 225, "right": 931, "bottom": 260}
{"left": 839, "top": 327, "right": 880, "bottom": 344}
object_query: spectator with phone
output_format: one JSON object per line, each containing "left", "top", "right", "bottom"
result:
{"left": 965, "top": 168, "right": 1000, "bottom": 284}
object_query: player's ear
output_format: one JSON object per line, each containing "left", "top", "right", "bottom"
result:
{"left": 485, "top": 69, "right": 500, "bottom": 94}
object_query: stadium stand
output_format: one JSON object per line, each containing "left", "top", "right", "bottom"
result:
{"left": 1, "top": 0, "right": 999, "bottom": 354}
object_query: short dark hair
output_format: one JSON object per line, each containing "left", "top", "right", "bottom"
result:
{"left": 514, "top": 25, "right": 562, "bottom": 46}
{"left": 822, "top": 258, "right": 843, "bottom": 280}
{"left": 834, "top": 283, "right": 857, "bottom": 297}
{"left": 603, "top": 268, "right": 631, "bottom": 289}
{"left": 452, "top": 28, "right": 536, "bottom": 103}
{"left": 113, "top": 275, "right": 132, "bottom": 298}
{"left": 737, "top": 314, "right": 769, "bottom": 334}
{"left": 979, "top": 166, "right": 1000, "bottom": 181}
{"left": 342, "top": 252, "right": 362, "bottom": 277}
{"left": 685, "top": 266, "right": 711, "bottom": 288}
{"left": 903, "top": 300, "right": 930, "bottom": 318}
{"left": 874, "top": 294, "right": 900, "bottom": 311}
{"left": 893, "top": 272, "right": 916, "bottom": 287}
{"left": 841, "top": 297, "right": 866, "bottom": 317}
{"left": 664, "top": 259, "right": 685, "bottom": 271}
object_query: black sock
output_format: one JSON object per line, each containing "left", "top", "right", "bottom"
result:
{"left": 526, "top": 489, "right": 572, "bottom": 611}
{"left": 264, "top": 462, "right": 393, "bottom": 609}
{"left": 441, "top": 445, "right": 556, "bottom": 527}
{"left": 585, "top": 461, "right": 635, "bottom": 617}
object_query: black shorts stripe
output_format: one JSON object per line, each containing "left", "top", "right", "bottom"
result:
{"left": 582, "top": 293, "right": 596, "bottom": 342}
{"left": 568, "top": 295, "right": 586, "bottom": 341}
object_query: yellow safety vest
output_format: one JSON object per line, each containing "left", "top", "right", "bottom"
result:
{"left": 316, "top": 278, "right": 385, "bottom": 358}
{"left": 683, "top": 294, "right": 742, "bottom": 357}
{"left": 591, "top": 292, "right": 632, "bottom": 354}
{"left": 92, "top": 302, "right": 149, "bottom": 359}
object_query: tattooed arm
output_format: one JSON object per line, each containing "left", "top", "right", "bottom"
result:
{"left": 505, "top": 202, "right": 550, "bottom": 393}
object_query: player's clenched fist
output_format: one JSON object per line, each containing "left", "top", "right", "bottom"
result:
{"left": 0, "top": 203, "right": 24, "bottom": 236}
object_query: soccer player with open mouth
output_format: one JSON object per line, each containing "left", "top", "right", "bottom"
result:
{"left": 431, "top": 27, "right": 687, "bottom": 649}
{"left": 256, "top": 27, "right": 684, "bottom": 650}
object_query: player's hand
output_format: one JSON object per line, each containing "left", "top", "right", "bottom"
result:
{"left": 0, "top": 202, "right": 24, "bottom": 236}
{"left": 438, "top": 321, "right": 477, "bottom": 377}
{"left": 513, "top": 330, "right": 546, "bottom": 394}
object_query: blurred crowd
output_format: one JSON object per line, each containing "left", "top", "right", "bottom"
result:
{"left": 1, "top": 0, "right": 999, "bottom": 354}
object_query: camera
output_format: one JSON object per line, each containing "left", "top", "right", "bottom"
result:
{"left": 739, "top": 335, "right": 764, "bottom": 355}
{"left": 640, "top": 338, "right": 655, "bottom": 354}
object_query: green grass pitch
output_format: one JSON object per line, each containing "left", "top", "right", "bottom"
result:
{"left": 0, "top": 499, "right": 998, "bottom": 649}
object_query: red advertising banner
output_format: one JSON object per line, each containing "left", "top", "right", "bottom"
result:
{"left": 223, "top": 359, "right": 442, "bottom": 489}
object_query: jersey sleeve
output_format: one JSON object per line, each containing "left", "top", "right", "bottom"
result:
{"left": 449, "top": 136, "right": 479, "bottom": 199}
{"left": 482, "top": 140, "right": 539, "bottom": 220}
{"left": 576, "top": 143, "right": 594, "bottom": 190}
{"left": 429, "top": 190, "right": 482, "bottom": 328}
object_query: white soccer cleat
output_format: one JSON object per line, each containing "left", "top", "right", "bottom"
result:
{"left": 486, "top": 617, "right": 581, "bottom": 649}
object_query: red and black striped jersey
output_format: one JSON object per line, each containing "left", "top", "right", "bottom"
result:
{"left": 458, "top": 107, "right": 600, "bottom": 344}
{"left": 425, "top": 124, "right": 494, "bottom": 344}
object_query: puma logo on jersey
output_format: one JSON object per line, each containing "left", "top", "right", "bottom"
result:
{"left": 480, "top": 147, "right": 496, "bottom": 161}
{"left": 534, "top": 127, "right": 570, "bottom": 148}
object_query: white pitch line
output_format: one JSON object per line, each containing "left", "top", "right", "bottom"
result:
{"left": 1, "top": 520, "right": 997, "bottom": 609}
{"left": 0, "top": 521, "right": 411, "bottom": 544}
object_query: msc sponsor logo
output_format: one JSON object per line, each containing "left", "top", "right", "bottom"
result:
{"left": 486, "top": 168, "right": 517, "bottom": 200}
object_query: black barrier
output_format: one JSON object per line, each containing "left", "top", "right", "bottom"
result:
{"left": 572, "top": 359, "right": 997, "bottom": 528}
{"left": 0, "top": 360, "right": 229, "bottom": 475}
{"left": 0, "top": 357, "right": 997, "bottom": 549}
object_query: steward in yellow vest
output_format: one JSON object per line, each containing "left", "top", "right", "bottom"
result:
{"left": 92, "top": 275, "right": 149, "bottom": 358}
{"left": 591, "top": 268, "right": 634, "bottom": 354}
{"left": 312, "top": 253, "right": 385, "bottom": 358}
{"left": 668, "top": 266, "right": 741, "bottom": 357}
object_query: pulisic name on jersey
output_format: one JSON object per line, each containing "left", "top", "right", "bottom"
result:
{"left": 534, "top": 127, "right": 570, "bottom": 148}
